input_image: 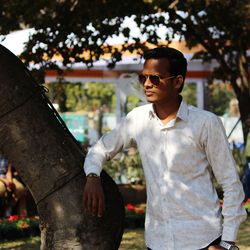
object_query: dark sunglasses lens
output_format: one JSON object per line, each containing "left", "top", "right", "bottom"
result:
{"left": 139, "top": 74, "right": 160, "bottom": 85}
{"left": 149, "top": 75, "right": 160, "bottom": 85}
{"left": 139, "top": 74, "right": 147, "bottom": 84}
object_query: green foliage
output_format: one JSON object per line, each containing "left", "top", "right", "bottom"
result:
{"left": 45, "top": 81, "right": 116, "bottom": 112}
{"left": 181, "top": 82, "right": 237, "bottom": 116}
{"left": 181, "top": 83, "right": 197, "bottom": 106}
{"left": 64, "top": 83, "right": 86, "bottom": 111}
{"left": 126, "top": 96, "right": 141, "bottom": 113}
{"left": 1, "top": 0, "right": 249, "bottom": 137}
{"left": 103, "top": 149, "right": 144, "bottom": 184}
{"left": 208, "top": 83, "right": 235, "bottom": 116}
{"left": 83, "top": 82, "right": 115, "bottom": 110}
{"left": 244, "top": 201, "right": 250, "bottom": 212}
{"left": 1, "top": 1, "right": 249, "bottom": 80}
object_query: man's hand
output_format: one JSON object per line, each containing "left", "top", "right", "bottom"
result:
{"left": 83, "top": 176, "right": 105, "bottom": 217}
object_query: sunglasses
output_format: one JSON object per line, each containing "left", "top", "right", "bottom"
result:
{"left": 138, "top": 74, "right": 175, "bottom": 86}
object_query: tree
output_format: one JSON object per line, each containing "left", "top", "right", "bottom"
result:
{"left": 0, "top": 1, "right": 249, "bottom": 247}
{"left": 1, "top": 0, "right": 249, "bottom": 141}
{"left": 0, "top": 44, "right": 124, "bottom": 249}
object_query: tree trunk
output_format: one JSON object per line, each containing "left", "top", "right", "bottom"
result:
{"left": 230, "top": 76, "right": 250, "bottom": 144}
{"left": 0, "top": 44, "right": 124, "bottom": 250}
{"left": 237, "top": 89, "right": 250, "bottom": 143}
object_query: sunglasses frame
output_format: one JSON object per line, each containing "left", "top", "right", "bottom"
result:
{"left": 138, "top": 74, "right": 175, "bottom": 86}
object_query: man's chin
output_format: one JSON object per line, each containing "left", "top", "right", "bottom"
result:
{"left": 146, "top": 97, "right": 157, "bottom": 103}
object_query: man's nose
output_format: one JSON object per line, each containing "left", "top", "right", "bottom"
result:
{"left": 144, "top": 77, "right": 153, "bottom": 88}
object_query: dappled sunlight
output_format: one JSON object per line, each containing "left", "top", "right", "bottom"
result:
{"left": 119, "top": 229, "right": 145, "bottom": 250}
{"left": 1, "top": 222, "right": 249, "bottom": 250}
{"left": 53, "top": 201, "right": 65, "bottom": 219}
{"left": 135, "top": 109, "right": 221, "bottom": 224}
{"left": 0, "top": 236, "right": 40, "bottom": 250}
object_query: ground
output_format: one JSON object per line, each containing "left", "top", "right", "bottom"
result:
{"left": 0, "top": 218, "right": 249, "bottom": 249}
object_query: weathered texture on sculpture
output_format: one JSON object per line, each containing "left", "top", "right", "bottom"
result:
{"left": 0, "top": 45, "right": 124, "bottom": 249}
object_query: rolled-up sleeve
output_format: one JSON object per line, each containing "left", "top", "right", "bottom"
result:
{"left": 83, "top": 111, "right": 136, "bottom": 176}
{"left": 204, "top": 114, "right": 247, "bottom": 241}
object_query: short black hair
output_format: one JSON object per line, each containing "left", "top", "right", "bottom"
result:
{"left": 143, "top": 47, "right": 187, "bottom": 92}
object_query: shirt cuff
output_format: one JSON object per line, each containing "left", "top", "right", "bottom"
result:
{"left": 221, "top": 224, "right": 240, "bottom": 242}
{"left": 83, "top": 165, "right": 101, "bottom": 177}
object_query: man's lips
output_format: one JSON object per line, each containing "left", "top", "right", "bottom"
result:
{"left": 145, "top": 91, "right": 155, "bottom": 96}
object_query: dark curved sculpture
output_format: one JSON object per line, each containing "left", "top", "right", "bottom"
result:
{"left": 0, "top": 44, "right": 124, "bottom": 249}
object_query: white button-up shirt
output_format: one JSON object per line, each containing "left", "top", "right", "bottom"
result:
{"left": 84, "top": 100, "right": 247, "bottom": 250}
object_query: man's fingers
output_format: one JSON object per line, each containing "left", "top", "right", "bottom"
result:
{"left": 83, "top": 178, "right": 105, "bottom": 217}
{"left": 98, "top": 195, "right": 105, "bottom": 217}
{"left": 84, "top": 192, "right": 99, "bottom": 216}
{"left": 92, "top": 196, "right": 98, "bottom": 216}
{"left": 83, "top": 192, "right": 88, "bottom": 211}
{"left": 87, "top": 193, "right": 92, "bottom": 213}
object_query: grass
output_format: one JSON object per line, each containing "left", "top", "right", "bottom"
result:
{"left": 238, "top": 217, "right": 250, "bottom": 250}
{"left": 0, "top": 236, "right": 40, "bottom": 250}
{"left": 120, "top": 229, "right": 146, "bottom": 250}
{"left": 0, "top": 218, "right": 249, "bottom": 249}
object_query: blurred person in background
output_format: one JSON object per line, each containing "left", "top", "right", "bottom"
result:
{"left": 0, "top": 154, "right": 27, "bottom": 217}
{"left": 221, "top": 98, "right": 244, "bottom": 148}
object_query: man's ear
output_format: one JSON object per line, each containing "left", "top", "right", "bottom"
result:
{"left": 174, "top": 75, "right": 184, "bottom": 90}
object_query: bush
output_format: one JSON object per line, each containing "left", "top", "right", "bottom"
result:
{"left": 243, "top": 199, "right": 250, "bottom": 214}
{"left": 0, "top": 215, "right": 40, "bottom": 240}
{"left": 104, "top": 148, "right": 144, "bottom": 184}
{"left": 125, "top": 203, "right": 145, "bottom": 228}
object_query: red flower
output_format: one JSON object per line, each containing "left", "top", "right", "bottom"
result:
{"left": 126, "top": 203, "right": 135, "bottom": 212}
{"left": 8, "top": 215, "right": 19, "bottom": 222}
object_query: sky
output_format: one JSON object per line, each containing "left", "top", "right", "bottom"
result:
{"left": 0, "top": 28, "right": 34, "bottom": 55}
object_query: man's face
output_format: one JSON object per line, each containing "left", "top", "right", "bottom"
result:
{"left": 141, "top": 58, "right": 179, "bottom": 105}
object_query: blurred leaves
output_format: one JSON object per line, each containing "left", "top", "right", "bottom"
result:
{"left": 1, "top": 0, "right": 249, "bottom": 138}
{"left": 0, "top": 1, "right": 249, "bottom": 79}
{"left": 45, "top": 81, "right": 116, "bottom": 112}
{"left": 208, "top": 82, "right": 235, "bottom": 116}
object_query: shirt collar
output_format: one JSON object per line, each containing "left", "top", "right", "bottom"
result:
{"left": 176, "top": 99, "right": 189, "bottom": 122}
{"left": 148, "top": 99, "right": 189, "bottom": 122}
{"left": 148, "top": 105, "right": 156, "bottom": 120}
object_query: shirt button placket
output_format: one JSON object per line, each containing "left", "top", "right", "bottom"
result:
{"left": 162, "top": 128, "right": 175, "bottom": 249}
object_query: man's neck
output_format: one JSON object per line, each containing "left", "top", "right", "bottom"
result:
{"left": 153, "top": 96, "right": 182, "bottom": 125}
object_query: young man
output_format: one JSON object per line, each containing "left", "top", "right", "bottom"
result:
{"left": 83, "top": 47, "right": 246, "bottom": 250}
